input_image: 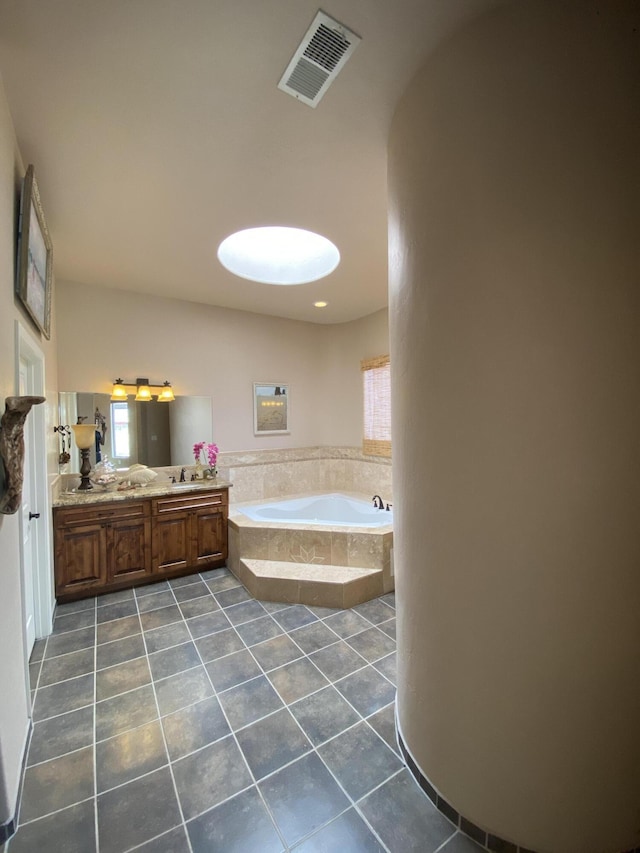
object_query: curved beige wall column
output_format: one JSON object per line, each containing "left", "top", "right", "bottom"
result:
{"left": 388, "top": 3, "right": 640, "bottom": 851}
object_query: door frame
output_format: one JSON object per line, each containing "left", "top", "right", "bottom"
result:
{"left": 15, "top": 320, "right": 55, "bottom": 646}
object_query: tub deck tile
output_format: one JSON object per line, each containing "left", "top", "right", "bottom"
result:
{"left": 239, "top": 559, "right": 383, "bottom": 609}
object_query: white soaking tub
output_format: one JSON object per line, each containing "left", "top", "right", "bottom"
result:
{"left": 239, "top": 493, "right": 393, "bottom": 528}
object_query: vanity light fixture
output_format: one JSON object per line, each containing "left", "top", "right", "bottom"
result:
{"left": 110, "top": 378, "right": 176, "bottom": 402}
{"left": 110, "top": 381, "right": 128, "bottom": 401}
{"left": 157, "top": 382, "right": 175, "bottom": 403}
{"left": 135, "top": 382, "right": 152, "bottom": 402}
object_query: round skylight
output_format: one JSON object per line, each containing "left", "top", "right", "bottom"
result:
{"left": 217, "top": 226, "right": 340, "bottom": 285}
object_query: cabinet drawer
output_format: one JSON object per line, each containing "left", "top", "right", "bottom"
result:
{"left": 56, "top": 501, "right": 150, "bottom": 527}
{"left": 153, "top": 491, "right": 228, "bottom": 515}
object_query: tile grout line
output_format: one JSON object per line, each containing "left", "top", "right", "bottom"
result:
{"left": 133, "top": 585, "right": 195, "bottom": 853}
{"left": 15, "top": 602, "right": 92, "bottom": 839}
{"left": 178, "top": 567, "right": 288, "bottom": 850}
{"left": 275, "top": 612, "right": 400, "bottom": 851}
{"left": 262, "top": 604, "right": 377, "bottom": 696}
{"left": 146, "top": 588, "right": 393, "bottom": 755}
{"left": 276, "top": 687, "right": 396, "bottom": 853}
{"left": 204, "top": 598, "right": 366, "bottom": 720}
{"left": 183, "top": 576, "right": 398, "bottom": 851}
{"left": 22, "top": 689, "right": 399, "bottom": 776}
{"left": 32, "top": 592, "right": 395, "bottom": 737}
{"left": 11, "top": 795, "right": 97, "bottom": 832}
{"left": 432, "top": 829, "right": 462, "bottom": 853}
{"left": 351, "top": 766, "right": 413, "bottom": 851}
{"left": 213, "top": 580, "right": 363, "bottom": 843}
{"left": 178, "top": 574, "right": 292, "bottom": 853}
{"left": 175, "top": 599, "right": 356, "bottom": 850}
{"left": 265, "top": 597, "right": 398, "bottom": 852}
{"left": 27, "top": 637, "right": 46, "bottom": 714}
{"left": 16, "top": 571, "right": 401, "bottom": 852}
{"left": 10, "top": 632, "right": 48, "bottom": 840}
{"left": 122, "top": 824, "right": 187, "bottom": 852}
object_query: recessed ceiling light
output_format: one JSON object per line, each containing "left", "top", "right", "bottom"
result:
{"left": 314, "top": 301, "right": 328, "bottom": 308}
{"left": 218, "top": 226, "right": 340, "bottom": 285}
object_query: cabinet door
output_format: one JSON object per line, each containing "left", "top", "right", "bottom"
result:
{"left": 152, "top": 511, "right": 191, "bottom": 573}
{"left": 108, "top": 517, "right": 152, "bottom": 583}
{"left": 191, "top": 507, "right": 226, "bottom": 567}
{"left": 55, "top": 522, "right": 107, "bottom": 595}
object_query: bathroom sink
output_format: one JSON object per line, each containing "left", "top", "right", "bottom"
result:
{"left": 168, "top": 482, "right": 201, "bottom": 490}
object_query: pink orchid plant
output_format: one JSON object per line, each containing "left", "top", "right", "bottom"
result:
{"left": 193, "top": 441, "right": 219, "bottom": 472}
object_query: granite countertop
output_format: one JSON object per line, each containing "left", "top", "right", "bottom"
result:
{"left": 53, "top": 478, "right": 233, "bottom": 507}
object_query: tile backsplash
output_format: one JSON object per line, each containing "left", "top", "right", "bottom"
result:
{"left": 216, "top": 447, "right": 392, "bottom": 504}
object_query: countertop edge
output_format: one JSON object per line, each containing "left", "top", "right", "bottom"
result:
{"left": 53, "top": 479, "right": 233, "bottom": 508}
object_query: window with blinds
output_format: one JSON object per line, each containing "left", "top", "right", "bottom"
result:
{"left": 361, "top": 354, "right": 391, "bottom": 457}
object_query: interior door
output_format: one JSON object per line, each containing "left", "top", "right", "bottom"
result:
{"left": 19, "top": 357, "right": 36, "bottom": 657}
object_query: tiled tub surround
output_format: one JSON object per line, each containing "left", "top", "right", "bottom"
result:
{"left": 229, "top": 492, "right": 394, "bottom": 609}
{"left": 216, "top": 446, "right": 392, "bottom": 506}
{"left": 13, "top": 569, "right": 483, "bottom": 853}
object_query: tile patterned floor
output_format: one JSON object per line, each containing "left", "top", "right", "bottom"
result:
{"left": 10, "top": 568, "right": 483, "bottom": 853}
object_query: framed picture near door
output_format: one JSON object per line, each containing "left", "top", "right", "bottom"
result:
{"left": 16, "top": 165, "right": 53, "bottom": 340}
{"left": 253, "top": 383, "right": 289, "bottom": 435}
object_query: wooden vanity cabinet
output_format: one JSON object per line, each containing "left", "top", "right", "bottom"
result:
{"left": 151, "top": 491, "right": 227, "bottom": 574}
{"left": 54, "top": 501, "right": 151, "bottom": 598}
{"left": 54, "top": 487, "right": 228, "bottom": 601}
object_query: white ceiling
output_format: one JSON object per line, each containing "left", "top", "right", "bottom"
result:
{"left": 0, "top": 0, "right": 498, "bottom": 324}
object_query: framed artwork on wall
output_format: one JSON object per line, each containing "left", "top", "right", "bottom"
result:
{"left": 16, "top": 165, "right": 53, "bottom": 340}
{"left": 253, "top": 383, "right": 289, "bottom": 435}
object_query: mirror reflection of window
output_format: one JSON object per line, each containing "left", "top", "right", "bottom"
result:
{"left": 111, "top": 402, "right": 130, "bottom": 459}
{"left": 59, "top": 392, "right": 213, "bottom": 468}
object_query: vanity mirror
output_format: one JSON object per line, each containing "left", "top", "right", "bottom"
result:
{"left": 58, "top": 392, "right": 213, "bottom": 471}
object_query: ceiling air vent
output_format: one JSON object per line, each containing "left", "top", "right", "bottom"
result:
{"left": 278, "top": 10, "right": 361, "bottom": 108}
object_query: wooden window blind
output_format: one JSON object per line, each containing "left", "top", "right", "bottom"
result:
{"left": 361, "top": 354, "right": 391, "bottom": 457}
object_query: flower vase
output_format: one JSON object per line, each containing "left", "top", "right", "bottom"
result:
{"left": 195, "top": 460, "right": 203, "bottom": 479}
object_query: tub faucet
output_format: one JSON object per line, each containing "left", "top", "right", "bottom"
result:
{"left": 372, "top": 495, "right": 384, "bottom": 510}
{"left": 179, "top": 467, "right": 186, "bottom": 482}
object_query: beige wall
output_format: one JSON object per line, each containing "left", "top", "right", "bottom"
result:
{"left": 389, "top": 3, "right": 640, "bottom": 851}
{"left": 0, "top": 74, "right": 58, "bottom": 829}
{"left": 56, "top": 280, "right": 388, "bottom": 454}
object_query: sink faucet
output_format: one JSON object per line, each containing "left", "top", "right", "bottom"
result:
{"left": 372, "top": 495, "right": 384, "bottom": 509}
{"left": 179, "top": 467, "right": 186, "bottom": 482}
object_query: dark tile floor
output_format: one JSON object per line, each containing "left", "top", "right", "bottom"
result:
{"left": 11, "top": 568, "right": 483, "bottom": 853}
